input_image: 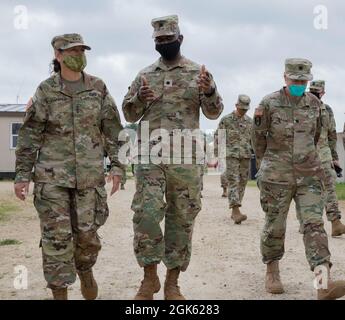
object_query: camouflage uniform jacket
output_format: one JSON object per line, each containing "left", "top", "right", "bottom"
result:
{"left": 122, "top": 56, "right": 223, "bottom": 162}
{"left": 252, "top": 87, "right": 324, "bottom": 185}
{"left": 15, "top": 72, "right": 124, "bottom": 189}
{"left": 317, "top": 103, "right": 338, "bottom": 163}
{"left": 214, "top": 111, "right": 252, "bottom": 159}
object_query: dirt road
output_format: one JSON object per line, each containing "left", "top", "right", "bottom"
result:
{"left": 1, "top": 174, "right": 345, "bottom": 300}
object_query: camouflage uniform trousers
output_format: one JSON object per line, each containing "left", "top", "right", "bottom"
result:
{"left": 200, "top": 164, "right": 207, "bottom": 192}
{"left": 220, "top": 172, "right": 228, "bottom": 188}
{"left": 131, "top": 164, "right": 202, "bottom": 271}
{"left": 296, "top": 162, "right": 341, "bottom": 226}
{"left": 33, "top": 183, "right": 109, "bottom": 289}
{"left": 226, "top": 157, "right": 250, "bottom": 208}
{"left": 322, "top": 161, "right": 341, "bottom": 221}
{"left": 258, "top": 177, "right": 331, "bottom": 270}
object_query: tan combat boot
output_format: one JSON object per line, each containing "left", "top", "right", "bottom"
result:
{"left": 222, "top": 187, "right": 227, "bottom": 198}
{"left": 51, "top": 288, "right": 68, "bottom": 300}
{"left": 134, "top": 264, "right": 161, "bottom": 300}
{"left": 331, "top": 219, "right": 345, "bottom": 237}
{"left": 316, "top": 264, "right": 345, "bottom": 300}
{"left": 164, "top": 268, "right": 185, "bottom": 300}
{"left": 78, "top": 269, "right": 98, "bottom": 300}
{"left": 265, "top": 261, "right": 284, "bottom": 294}
{"left": 231, "top": 206, "right": 247, "bottom": 224}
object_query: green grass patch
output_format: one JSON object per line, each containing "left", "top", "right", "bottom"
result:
{"left": 0, "top": 239, "right": 22, "bottom": 246}
{"left": 336, "top": 183, "right": 345, "bottom": 201}
{"left": 0, "top": 203, "right": 19, "bottom": 221}
{"left": 247, "top": 180, "right": 258, "bottom": 187}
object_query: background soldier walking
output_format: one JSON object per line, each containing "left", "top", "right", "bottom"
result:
{"left": 309, "top": 80, "right": 345, "bottom": 236}
{"left": 215, "top": 95, "right": 252, "bottom": 224}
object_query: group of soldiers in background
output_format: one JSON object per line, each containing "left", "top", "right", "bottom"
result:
{"left": 216, "top": 61, "right": 345, "bottom": 298}
{"left": 216, "top": 81, "right": 345, "bottom": 238}
{"left": 13, "top": 14, "right": 345, "bottom": 301}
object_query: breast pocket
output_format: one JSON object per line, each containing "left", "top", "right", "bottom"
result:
{"left": 79, "top": 91, "right": 103, "bottom": 125}
{"left": 47, "top": 98, "right": 73, "bottom": 133}
{"left": 271, "top": 111, "right": 292, "bottom": 138}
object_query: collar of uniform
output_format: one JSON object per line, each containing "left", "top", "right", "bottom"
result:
{"left": 231, "top": 110, "right": 247, "bottom": 120}
{"left": 155, "top": 56, "right": 186, "bottom": 71}
{"left": 51, "top": 72, "right": 94, "bottom": 95}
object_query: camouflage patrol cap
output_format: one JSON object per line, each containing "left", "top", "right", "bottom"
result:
{"left": 285, "top": 58, "right": 313, "bottom": 81}
{"left": 310, "top": 80, "right": 325, "bottom": 93}
{"left": 151, "top": 15, "right": 180, "bottom": 38}
{"left": 236, "top": 94, "right": 251, "bottom": 110}
{"left": 51, "top": 33, "right": 91, "bottom": 51}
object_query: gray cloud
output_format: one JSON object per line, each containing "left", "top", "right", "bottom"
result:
{"left": 0, "top": 0, "right": 344, "bottom": 130}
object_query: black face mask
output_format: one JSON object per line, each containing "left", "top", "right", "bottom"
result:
{"left": 155, "top": 39, "right": 181, "bottom": 61}
{"left": 310, "top": 91, "right": 321, "bottom": 99}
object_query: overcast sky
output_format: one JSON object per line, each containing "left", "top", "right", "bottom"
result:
{"left": 0, "top": 0, "right": 344, "bottom": 131}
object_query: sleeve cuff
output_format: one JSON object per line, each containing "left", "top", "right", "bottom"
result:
{"left": 131, "top": 93, "right": 147, "bottom": 111}
{"left": 109, "top": 166, "right": 124, "bottom": 177}
{"left": 14, "top": 171, "right": 32, "bottom": 183}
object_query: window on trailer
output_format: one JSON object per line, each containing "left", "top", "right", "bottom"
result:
{"left": 10, "top": 122, "right": 22, "bottom": 149}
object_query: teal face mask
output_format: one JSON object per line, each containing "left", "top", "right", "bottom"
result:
{"left": 288, "top": 84, "right": 307, "bottom": 97}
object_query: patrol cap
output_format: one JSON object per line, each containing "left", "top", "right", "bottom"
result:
{"left": 51, "top": 33, "right": 91, "bottom": 51}
{"left": 236, "top": 94, "right": 251, "bottom": 110}
{"left": 151, "top": 15, "right": 180, "bottom": 39}
{"left": 309, "top": 80, "right": 325, "bottom": 93}
{"left": 285, "top": 58, "right": 313, "bottom": 81}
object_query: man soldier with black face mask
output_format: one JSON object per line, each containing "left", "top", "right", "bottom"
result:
{"left": 122, "top": 15, "right": 223, "bottom": 300}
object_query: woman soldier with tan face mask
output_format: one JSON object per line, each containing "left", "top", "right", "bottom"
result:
{"left": 14, "top": 34, "right": 124, "bottom": 300}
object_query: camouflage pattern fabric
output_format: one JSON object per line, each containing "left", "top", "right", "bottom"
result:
{"left": 316, "top": 103, "right": 341, "bottom": 221}
{"left": 214, "top": 111, "right": 252, "bottom": 208}
{"left": 226, "top": 157, "right": 250, "bottom": 208}
{"left": 15, "top": 72, "right": 124, "bottom": 189}
{"left": 214, "top": 111, "right": 252, "bottom": 159}
{"left": 131, "top": 164, "right": 201, "bottom": 271}
{"left": 33, "top": 183, "right": 109, "bottom": 289}
{"left": 252, "top": 86, "right": 331, "bottom": 271}
{"left": 321, "top": 161, "right": 341, "bottom": 221}
{"left": 259, "top": 179, "right": 330, "bottom": 270}
{"left": 317, "top": 103, "right": 338, "bottom": 163}
{"left": 123, "top": 52, "right": 223, "bottom": 271}
{"left": 122, "top": 56, "right": 223, "bottom": 164}
{"left": 252, "top": 88, "right": 324, "bottom": 184}
{"left": 220, "top": 172, "right": 228, "bottom": 188}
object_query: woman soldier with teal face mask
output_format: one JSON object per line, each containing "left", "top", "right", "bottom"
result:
{"left": 252, "top": 58, "right": 345, "bottom": 300}
{"left": 14, "top": 34, "right": 124, "bottom": 300}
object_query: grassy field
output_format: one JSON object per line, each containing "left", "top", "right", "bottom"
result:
{"left": 0, "top": 203, "right": 18, "bottom": 222}
{"left": 0, "top": 200, "right": 22, "bottom": 246}
{"left": 336, "top": 183, "right": 345, "bottom": 200}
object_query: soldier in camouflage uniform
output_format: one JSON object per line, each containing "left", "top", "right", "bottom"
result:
{"left": 122, "top": 15, "right": 223, "bottom": 300}
{"left": 252, "top": 58, "right": 345, "bottom": 299}
{"left": 14, "top": 34, "right": 124, "bottom": 300}
{"left": 220, "top": 172, "right": 228, "bottom": 197}
{"left": 309, "top": 80, "right": 345, "bottom": 236}
{"left": 215, "top": 95, "right": 252, "bottom": 224}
